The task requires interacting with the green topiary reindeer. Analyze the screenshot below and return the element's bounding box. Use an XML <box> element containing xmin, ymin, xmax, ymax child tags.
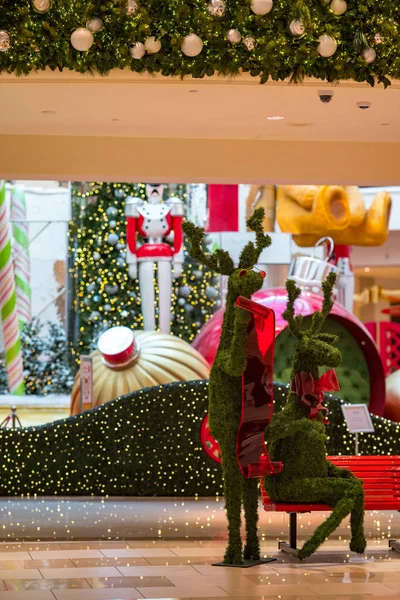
<box><xmin>264</xmin><ymin>272</ymin><xmax>367</xmax><ymax>559</ymax></box>
<box><xmin>183</xmin><ymin>208</ymin><xmax>271</xmax><ymax>565</ymax></box>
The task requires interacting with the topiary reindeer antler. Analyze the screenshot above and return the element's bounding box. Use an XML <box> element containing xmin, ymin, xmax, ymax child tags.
<box><xmin>182</xmin><ymin>221</ymin><xmax>235</xmax><ymax>276</ymax></box>
<box><xmin>283</xmin><ymin>279</ymin><xmax>303</xmax><ymax>338</ymax></box>
<box><xmin>238</xmin><ymin>208</ymin><xmax>272</xmax><ymax>269</ymax></box>
<box><xmin>310</xmin><ymin>272</ymin><xmax>337</xmax><ymax>334</ymax></box>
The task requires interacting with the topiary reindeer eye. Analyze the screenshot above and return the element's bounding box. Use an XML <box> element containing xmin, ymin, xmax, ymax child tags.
<box><xmin>239</xmin><ymin>269</ymin><xmax>247</xmax><ymax>277</ymax></box>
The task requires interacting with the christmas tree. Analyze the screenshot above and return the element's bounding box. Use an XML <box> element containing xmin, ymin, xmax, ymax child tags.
<box><xmin>69</xmin><ymin>182</ymin><xmax>220</xmax><ymax>361</ymax></box>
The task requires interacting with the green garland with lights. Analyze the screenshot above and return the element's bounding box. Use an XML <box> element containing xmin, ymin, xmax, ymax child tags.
<box><xmin>69</xmin><ymin>182</ymin><xmax>219</xmax><ymax>361</ymax></box>
<box><xmin>0</xmin><ymin>379</ymin><xmax>399</xmax><ymax>497</ymax></box>
<box><xmin>1</xmin><ymin>0</ymin><xmax>399</xmax><ymax>86</ymax></box>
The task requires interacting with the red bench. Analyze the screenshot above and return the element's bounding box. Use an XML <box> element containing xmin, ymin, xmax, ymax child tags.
<box><xmin>261</xmin><ymin>455</ymin><xmax>400</xmax><ymax>556</ymax></box>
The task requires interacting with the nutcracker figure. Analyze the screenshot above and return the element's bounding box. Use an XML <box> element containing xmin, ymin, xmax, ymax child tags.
<box><xmin>125</xmin><ymin>184</ymin><xmax>184</xmax><ymax>333</ymax></box>
<box><xmin>331</xmin><ymin>245</ymin><xmax>354</xmax><ymax>313</ymax></box>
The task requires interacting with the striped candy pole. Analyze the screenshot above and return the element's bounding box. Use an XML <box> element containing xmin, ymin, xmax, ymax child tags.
<box><xmin>11</xmin><ymin>187</ymin><xmax>31</xmax><ymax>326</ymax></box>
<box><xmin>0</xmin><ymin>181</ymin><xmax>25</xmax><ymax>395</ymax></box>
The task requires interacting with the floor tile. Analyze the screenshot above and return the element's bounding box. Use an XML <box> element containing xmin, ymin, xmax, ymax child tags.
<box><xmin>5</xmin><ymin>578</ymin><xmax>90</xmax><ymax>591</ymax></box>
<box><xmin>0</xmin><ymin>553</ymin><xmax>30</xmax><ymax>561</ymax></box>
<box><xmin>59</xmin><ymin>542</ymin><xmax>132</xmax><ymax>550</ymax></box>
<box><xmin>193</xmin><ymin>564</ymin><xmax>278</xmax><ymax>575</ymax></box>
<box><xmin>117</xmin><ymin>566</ymin><xmax>199</xmax><ymax>577</ymax></box>
<box><xmin>26</xmin><ymin>559</ymin><xmax>76</xmax><ymax>569</ymax></box>
<box><xmin>72</xmin><ymin>557</ymin><xmax>150</xmax><ymax>567</ymax></box>
<box><xmin>30</xmin><ymin>550</ymin><xmax>104</xmax><ymax>559</ymax></box>
<box><xmin>22</xmin><ymin>543</ymin><xmax>63</xmax><ymax>551</ymax></box>
<box><xmin>101</xmin><ymin>549</ymin><xmax>177</xmax><ymax>558</ymax></box>
<box><xmin>86</xmin><ymin>576</ymin><xmax>174</xmax><ymax>588</ymax></box>
<box><xmin>303</xmin><ymin>582</ymin><xmax>399</xmax><ymax>595</ymax></box>
<box><xmin>40</xmin><ymin>567</ymin><xmax>121</xmax><ymax>579</ymax></box>
<box><xmin>137</xmin><ymin>585</ymin><xmax>229</xmax><ymax>598</ymax></box>
<box><xmin>147</xmin><ymin>557</ymin><xmax>221</xmax><ymax>566</ymax></box>
<box><xmin>172</xmin><ymin>549</ymin><xmax>224</xmax><ymax>557</ymax></box>
<box><xmin>0</xmin><ymin>592</ymin><xmax>55</xmax><ymax>600</ymax></box>
<box><xmin>219</xmin><ymin>583</ymin><xmax>315</xmax><ymax>596</ymax></box>
<box><xmin>53</xmin><ymin>590</ymin><xmax>144</xmax><ymax>600</ymax></box>
<box><xmin>0</xmin><ymin>570</ymin><xmax>42</xmax><ymax>580</ymax></box>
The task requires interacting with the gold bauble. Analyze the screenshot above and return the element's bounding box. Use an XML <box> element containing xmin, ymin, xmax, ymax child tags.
<box><xmin>71</xmin><ymin>331</ymin><xmax>210</xmax><ymax>415</ymax></box>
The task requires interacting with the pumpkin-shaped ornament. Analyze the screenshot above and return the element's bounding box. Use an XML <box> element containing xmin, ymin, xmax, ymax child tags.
<box><xmin>71</xmin><ymin>326</ymin><xmax>210</xmax><ymax>415</ymax></box>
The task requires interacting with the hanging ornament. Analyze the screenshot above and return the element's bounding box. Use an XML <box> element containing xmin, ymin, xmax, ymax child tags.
<box><xmin>114</xmin><ymin>188</ymin><xmax>125</xmax><ymax>199</ymax></box>
<box><xmin>116</xmin><ymin>256</ymin><xmax>125</xmax><ymax>267</ymax></box>
<box><xmin>0</xmin><ymin>30</ymin><xmax>10</xmax><ymax>52</ymax></box>
<box><xmin>207</xmin><ymin>0</ymin><xmax>226</xmax><ymax>17</ymax></box>
<box><xmin>243</xmin><ymin>36</ymin><xmax>255</xmax><ymax>51</ymax></box>
<box><xmin>70</xmin><ymin>28</ymin><xmax>94</xmax><ymax>52</ymax></box>
<box><xmin>144</xmin><ymin>37</ymin><xmax>161</xmax><ymax>54</ymax></box>
<box><xmin>205</xmin><ymin>286</ymin><xmax>218</xmax><ymax>299</ymax></box>
<box><xmin>362</xmin><ymin>47</ymin><xmax>376</xmax><ymax>63</ymax></box>
<box><xmin>126</xmin><ymin>0</ymin><xmax>139</xmax><ymax>15</ymax></box>
<box><xmin>317</xmin><ymin>34</ymin><xmax>337</xmax><ymax>57</ymax></box>
<box><xmin>194</xmin><ymin>269</ymin><xmax>203</xmax><ymax>279</ymax></box>
<box><xmin>106</xmin><ymin>206</ymin><xmax>118</xmax><ymax>217</ymax></box>
<box><xmin>109</xmin><ymin>220</ymin><xmax>117</xmax><ymax>229</ymax></box>
<box><xmin>32</xmin><ymin>0</ymin><xmax>52</xmax><ymax>12</ymax></box>
<box><xmin>250</xmin><ymin>0</ymin><xmax>273</xmax><ymax>16</ymax></box>
<box><xmin>181</xmin><ymin>34</ymin><xmax>203</xmax><ymax>57</ymax></box>
<box><xmin>227</xmin><ymin>29</ymin><xmax>241</xmax><ymax>44</ymax></box>
<box><xmin>184</xmin><ymin>303</ymin><xmax>194</xmax><ymax>313</ymax></box>
<box><xmin>107</xmin><ymin>233</ymin><xmax>119</xmax><ymax>246</ymax></box>
<box><xmin>89</xmin><ymin>311</ymin><xmax>101</xmax><ymax>321</ymax></box>
<box><xmin>374</xmin><ymin>33</ymin><xmax>383</xmax><ymax>44</ymax></box>
<box><xmin>87</xmin><ymin>17</ymin><xmax>103</xmax><ymax>33</ymax></box>
<box><xmin>93</xmin><ymin>252</ymin><xmax>101</xmax><ymax>261</ymax></box>
<box><xmin>178</xmin><ymin>298</ymin><xmax>186</xmax><ymax>307</ymax></box>
<box><xmin>105</xmin><ymin>284</ymin><xmax>119</xmax><ymax>295</ymax></box>
<box><xmin>330</xmin><ymin>0</ymin><xmax>347</xmax><ymax>15</ymax></box>
<box><xmin>116</xmin><ymin>242</ymin><xmax>125</xmax><ymax>251</ymax></box>
<box><xmin>130</xmin><ymin>42</ymin><xmax>146</xmax><ymax>59</ymax></box>
<box><xmin>179</xmin><ymin>286</ymin><xmax>191</xmax><ymax>298</ymax></box>
<box><xmin>103</xmin><ymin>304</ymin><xmax>112</xmax><ymax>312</ymax></box>
<box><xmin>289</xmin><ymin>20</ymin><xmax>305</xmax><ymax>37</ymax></box>
<box><xmin>121</xmin><ymin>310</ymin><xmax>129</xmax><ymax>318</ymax></box>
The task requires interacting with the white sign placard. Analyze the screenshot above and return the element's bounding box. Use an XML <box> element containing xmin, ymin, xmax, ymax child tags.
<box><xmin>80</xmin><ymin>356</ymin><xmax>93</xmax><ymax>412</ymax></box>
<box><xmin>341</xmin><ymin>404</ymin><xmax>375</xmax><ymax>434</ymax></box>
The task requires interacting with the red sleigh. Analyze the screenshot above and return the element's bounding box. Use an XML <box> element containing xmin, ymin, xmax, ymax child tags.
<box><xmin>200</xmin><ymin>296</ymin><xmax>282</xmax><ymax>478</ymax></box>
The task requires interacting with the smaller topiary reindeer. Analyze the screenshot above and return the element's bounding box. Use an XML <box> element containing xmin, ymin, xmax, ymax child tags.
<box><xmin>183</xmin><ymin>208</ymin><xmax>271</xmax><ymax>565</ymax></box>
<box><xmin>264</xmin><ymin>272</ymin><xmax>367</xmax><ymax>559</ymax></box>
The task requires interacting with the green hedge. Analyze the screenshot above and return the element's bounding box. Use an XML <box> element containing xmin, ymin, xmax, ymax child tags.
<box><xmin>1</xmin><ymin>0</ymin><xmax>399</xmax><ymax>86</ymax></box>
<box><xmin>0</xmin><ymin>380</ymin><xmax>397</xmax><ymax>496</ymax></box>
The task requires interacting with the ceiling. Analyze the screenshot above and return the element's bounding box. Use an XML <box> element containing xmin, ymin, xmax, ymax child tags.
<box><xmin>1</xmin><ymin>71</ymin><xmax>400</xmax><ymax>142</ymax></box>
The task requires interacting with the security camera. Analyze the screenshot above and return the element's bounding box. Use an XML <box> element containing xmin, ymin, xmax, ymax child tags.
<box><xmin>318</xmin><ymin>90</ymin><xmax>334</xmax><ymax>104</ymax></box>
<box><xmin>357</xmin><ymin>101</ymin><xmax>371</xmax><ymax>110</ymax></box>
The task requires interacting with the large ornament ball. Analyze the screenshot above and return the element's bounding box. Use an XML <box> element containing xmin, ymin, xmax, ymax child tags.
<box><xmin>227</xmin><ymin>29</ymin><xmax>241</xmax><ymax>44</ymax></box>
<box><xmin>181</xmin><ymin>34</ymin><xmax>203</xmax><ymax>57</ymax></box>
<box><xmin>71</xmin><ymin>28</ymin><xmax>94</xmax><ymax>51</ymax></box>
<box><xmin>384</xmin><ymin>370</ymin><xmax>400</xmax><ymax>422</ymax></box>
<box><xmin>250</xmin><ymin>0</ymin><xmax>273</xmax><ymax>16</ymax></box>
<box><xmin>87</xmin><ymin>17</ymin><xmax>103</xmax><ymax>33</ymax></box>
<box><xmin>317</xmin><ymin>34</ymin><xmax>337</xmax><ymax>58</ymax></box>
<box><xmin>205</xmin><ymin>286</ymin><xmax>218</xmax><ymax>299</ymax></box>
<box><xmin>363</xmin><ymin>47</ymin><xmax>376</xmax><ymax>63</ymax></box>
<box><xmin>93</xmin><ymin>251</ymin><xmax>101</xmax><ymax>261</ymax></box>
<box><xmin>130</xmin><ymin>42</ymin><xmax>146</xmax><ymax>60</ymax></box>
<box><xmin>106</xmin><ymin>206</ymin><xmax>118</xmax><ymax>217</ymax></box>
<box><xmin>289</xmin><ymin>19</ymin><xmax>305</xmax><ymax>37</ymax></box>
<box><xmin>32</xmin><ymin>0</ymin><xmax>52</xmax><ymax>12</ymax></box>
<box><xmin>114</xmin><ymin>188</ymin><xmax>125</xmax><ymax>199</ymax></box>
<box><xmin>243</xmin><ymin>36</ymin><xmax>256</xmax><ymax>51</ymax></box>
<box><xmin>107</xmin><ymin>233</ymin><xmax>119</xmax><ymax>246</ymax></box>
<box><xmin>330</xmin><ymin>0</ymin><xmax>347</xmax><ymax>14</ymax></box>
<box><xmin>207</xmin><ymin>0</ymin><xmax>226</xmax><ymax>17</ymax></box>
<box><xmin>126</xmin><ymin>0</ymin><xmax>139</xmax><ymax>15</ymax></box>
<box><xmin>0</xmin><ymin>30</ymin><xmax>10</xmax><ymax>52</ymax></box>
<box><xmin>144</xmin><ymin>37</ymin><xmax>161</xmax><ymax>54</ymax></box>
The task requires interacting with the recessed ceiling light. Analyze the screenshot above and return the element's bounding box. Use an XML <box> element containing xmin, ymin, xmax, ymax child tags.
<box><xmin>41</xmin><ymin>110</ymin><xmax>56</xmax><ymax>114</ymax></box>
<box><xmin>267</xmin><ymin>115</ymin><xmax>284</xmax><ymax>121</ymax></box>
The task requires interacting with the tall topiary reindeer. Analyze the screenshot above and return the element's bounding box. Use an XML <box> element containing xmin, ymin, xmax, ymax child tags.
<box><xmin>183</xmin><ymin>208</ymin><xmax>271</xmax><ymax>565</ymax></box>
<box><xmin>264</xmin><ymin>272</ymin><xmax>366</xmax><ymax>559</ymax></box>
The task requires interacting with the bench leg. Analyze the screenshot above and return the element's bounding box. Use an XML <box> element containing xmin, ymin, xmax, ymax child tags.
<box><xmin>278</xmin><ymin>513</ymin><xmax>299</xmax><ymax>557</ymax></box>
<box><xmin>389</xmin><ymin>539</ymin><xmax>400</xmax><ymax>553</ymax></box>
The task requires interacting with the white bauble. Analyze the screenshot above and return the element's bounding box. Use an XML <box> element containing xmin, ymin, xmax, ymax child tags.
<box><xmin>243</xmin><ymin>36</ymin><xmax>255</xmax><ymax>51</ymax></box>
<box><xmin>0</xmin><ymin>30</ymin><xmax>10</xmax><ymax>52</ymax></box>
<box><xmin>289</xmin><ymin>19</ymin><xmax>305</xmax><ymax>37</ymax></box>
<box><xmin>144</xmin><ymin>36</ymin><xmax>161</xmax><ymax>54</ymax></box>
<box><xmin>207</xmin><ymin>0</ymin><xmax>226</xmax><ymax>17</ymax></box>
<box><xmin>126</xmin><ymin>0</ymin><xmax>139</xmax><ymax>15</ymax></box>
<box><xmin>87</xmin><ymin>17</ymin><xmax>103</xmax><ymax>33</ymax></box>
<box><xmin>32</xmin><ymin>0</ymin><xmax>52</xmax><ymax>12</ymax></box>
<box><xmin>227</xmin><ymin>29</ymin><xmax>241</xmax><ymax>44</ymax></box>
<box><xmin>362</xmin><ymin>48</ymin><xmax>376</xmax><ymax>63</ymax></box>
<box><xmin>317</xmin><ymin>34</ymin><xmax>337</xmax><ymax>58</ymax></box>
<box><xmin>70</xmin><ymin>28</ymin><xmax>94</xmax><ymax>51</ymax></box>
<box><xmin>181</xmin><ymin>33</ymin><xmax>203</xmax><ymax>57</ymax></box>
<box><xmin>130</xmin><ymin>42</ymin><xmax>146</xmax><ymax>59</ymax></box>
<box><xmin>374</xmin><ymin>33</ymin><xmax>383</xmax><ymax>44</ymax></box>
<box><xmin>330</xmin><ymin>0</ymin><xmax>347</xmax><ymax>15</ymax></box>
<box><xmin>250</xmin><ymin>0</ymin><xmax>273</xmax><ymax>16</ymax></box>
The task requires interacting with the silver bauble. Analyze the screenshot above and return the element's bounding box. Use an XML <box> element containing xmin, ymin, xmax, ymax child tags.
<box><xmin>87</xmin><ymin>17</ymin><xmax>103</xmax><ymax>33</ymax></box>
<box><xmin>250</xmin><ymin>0</ymin><xmax>273</xmax><ymax>16</ymax></box>
<box><xmin>70</xmin><ymin>28</ymin><xmax>94</xmax><ymax>51</ymax></box>
<box><xmin>144</xmin><ymin>37</ymin><xmax>162</xmax><ymax>54</ymax></box>
<box><xmin>116</xmin><ymin>243</ymin><xmax>126</xmax><ymax>251</ymax></box>
<box><xmin>108</xmin><ymin>220</ymin><xmax>117</xmax><ymax>229</ymax></box>
<box><xmin>194</xmin><ymin>269</ymin><xmax>203</xmax><ymax>279</ymax></box>
<box><xmin>121</xmin><ymin>310</ymin><xmax>129</xmax><ymax>318</ymax></box>
<box><xmin>227</xmin><ymin>29</ymin><xmax>241</xmax><ymax>44</ymax></box>
<box><xmin>179</xmin><ymin>285</ymin><xmax>191</xmax><ymax>298</ymax></box>
<box><xmin>126</xmin><ymin>0</ymin><xmax>139</xmax><ymax>15</ymax></box>
<box><xmin>103</xmin><ymin>304</ymin><xmax>112</xmax><ymax>312</ymax></box>
<box><xmin>178</xmin><ymin>298</ymin><xmax>186</xmax><ymax>307</ymax></box>
<box><xmin>207</xmin><ymin>0</ymin><xmax>226</xmax><ymax>17</ymax></box>
<box><xmin>317</xmin><ymin>34</ymin><xmax>337</xmax><ymax>58</ymax></box>
<box><xmin>243</xmin><ymin>36</ymin><xmax>256</xmax><ymax>51</ymax></box>
<box><xmin>205</xmin><ymin>286</ymin><xmax>218</xmax><ymax>299</ymax></box>
<box><xmin>106</xmin><ymin>206</ymin><xmax>118</xmax><ymax>217</ymax></box>
<box><xmin>289</xmin><ymin>19</ymin><xmax>305</xmax><ymax>37</ymax></box>
<box><xmin>374</xmin><ymin>33</ymin><xmax>383</xmax><ymax>44</ymax></box>
<box><xmin>32</xmin><ymin>0</ymin><xmax>52</xmax><ymax>12</ymax></box>
<box><xmin>362</xmin><ymin>48</ymin><xmax>376</xmax><ymax>64</ymax></box>
<box><xmin>181</xmin><ymin>33</ymin><xmax>203</xmax><ymax>57</ymax></box>
<box><xmin>105</xmin><ymin>284</ymin><xmax>119</xmax><ymax>295</ymax></box>
<box><xmin>130</xmin><ymin>42</ymin><xmax>146</xmax><ymax>60</ymax></box>
<box><xmin>89</xmin><ymin>311</ymin><xmax>101</xmax><ymax>321</ymax></box>
<box><xmin>93</xmin><ymin>252</ymin><xmax>101</xmax><ymax>261</ymax></box>
<box><xmin>0</xmin><ymin>30</ymin><xmax>10</xmax><ymax>52</ymax></box>
<box><xmin>184</xmin><ymin>303</ymin><xmax>194</xmax><ymax>312</ymax></box>
<box><xmin>107</xmin><ymin>233</ymin><xmax>119</xmax><ymax>245</ymax></box>
<box><xmin>114</xmin><ymin>188</ymin><xmax>125</xmax><ymax>199</ymax></box>
<box><xmin>330</xmin><ymin>0</ymin><xmax>347</xmax><ymax>15</ymax></box>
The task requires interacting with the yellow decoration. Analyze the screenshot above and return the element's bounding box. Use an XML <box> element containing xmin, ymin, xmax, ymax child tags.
<box><xmin>276</xmin><ymin>185</ymin><xmax>392</xmax><ymax>247</ymax></box>
<box><xmin>71</xmin><ymin>331</ymin><xmax>210</xmax><ymax>415</ymax></box>
<box><xmin>354</xmin><ymin>285</ymin><xmax>400</xmax><ymax>305</ymax></box>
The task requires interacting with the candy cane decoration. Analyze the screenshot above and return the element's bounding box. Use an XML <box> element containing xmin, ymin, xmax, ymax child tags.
<box><xmin>11</xmin><ymin>187</ymin><xmax>31</xmax><ymax>326</ymax></box>
<box><xmin>0</xmin><ymin>181</ymin><xmax>25</xmax><ymax>395</ymax></box>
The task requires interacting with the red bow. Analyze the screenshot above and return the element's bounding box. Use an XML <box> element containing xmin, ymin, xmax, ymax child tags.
<box><xmin>290</xmin><ymin>369</ymin><xmax>340</xmax><ymax>423</ymax></box>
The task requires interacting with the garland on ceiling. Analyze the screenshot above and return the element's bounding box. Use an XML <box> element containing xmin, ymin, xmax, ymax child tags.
<box><xmin>0</xmin><ymin>0</ymin><xmax>399</xmax><ymax>86</ymax></box>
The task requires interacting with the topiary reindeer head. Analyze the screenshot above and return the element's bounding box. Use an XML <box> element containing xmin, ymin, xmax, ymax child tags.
<box><xmin>283</xmin><ymin>272</ymin><xmax>341</xmax><ymax>381</ymax></box>
<box><xmin>182</xmin><ymin>208</ymin><xmax>272</xmax><ymax>299</ymax></box>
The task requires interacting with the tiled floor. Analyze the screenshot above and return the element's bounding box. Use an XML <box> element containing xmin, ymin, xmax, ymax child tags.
<box><xmin>0</xmin><ymin>538</ymin><xmax>399</xmax><ymax>599</ymax></box>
